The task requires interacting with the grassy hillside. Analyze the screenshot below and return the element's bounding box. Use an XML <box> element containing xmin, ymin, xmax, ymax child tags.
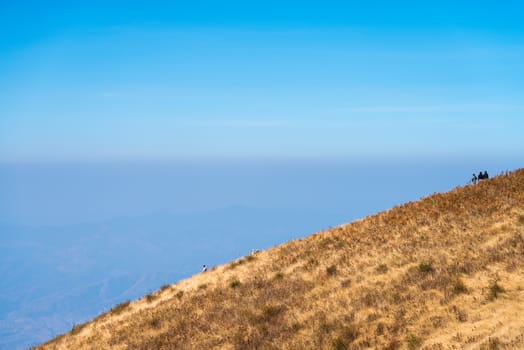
<box><xmin>36</xmin><ymin>169</ymin><xmax>524</xmax><ymax>350</ymax></box>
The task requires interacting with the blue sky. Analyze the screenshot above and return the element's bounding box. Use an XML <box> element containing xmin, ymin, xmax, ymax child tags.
<box><xmin>1</xmin><ymin>1</ymin><xmax>523</xmax><ymax>161</ymax></box>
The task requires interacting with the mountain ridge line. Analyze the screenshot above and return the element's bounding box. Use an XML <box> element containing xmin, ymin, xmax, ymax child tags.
<box><xmin>36</xmin><ymin>168</ymin><xmax>524</xmax><ymax>349</ymax></box>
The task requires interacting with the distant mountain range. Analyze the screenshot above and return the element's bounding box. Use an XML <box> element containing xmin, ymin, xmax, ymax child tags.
<box><xmin>0</xmin><ymin>206</ymin><xmax>349</xmax><ymax>350</ymax></box>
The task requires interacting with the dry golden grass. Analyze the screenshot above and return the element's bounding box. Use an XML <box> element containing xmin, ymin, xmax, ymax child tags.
<box><xmin>35</xmin><ymin>169</ymin><xmax>524</xmax><ymax>350</ymax></box>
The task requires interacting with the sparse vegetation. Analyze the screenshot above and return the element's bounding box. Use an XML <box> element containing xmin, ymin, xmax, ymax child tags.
<box><xmin>418</xmin><ymin>261</ymin><xmax>434</xmax><ymax>273</ymax></box>
<box><xmin>487</xmin><ymin>280</ymin><xmax>505</xmax><ymax>301</ymax></box>
<box><xmin>331</xmin><ymin>325</ymin><xmax>359</xmax><ymax>349</ymax></box>
<box><xmin>450</xmin><ymin>304</ymin><xmax>468</xmax><ymax>322</ymax></box>
<box><xmin>376</xmin><ymin>263</ymin><xmax>388</xmax><ymax>274</ymax></box>
<box><xmin>228</xmin><ymin>259</ymin><xmax>242</xmax><ymax>269</ymax></box>
<box><xmin>326</xmin><ymin>265</ymin><xmax>337</xmax><ymax>276</ymax></box>
<box><xmin>331</xmin><ymin>337</ymin><xmax>346</xmax><ymax>350</ymax></box>
<box><xmin>259</xmin><ymin>304</ymin><xmax>285</xmax><ymax>321</ymax></box>
<box><xmin>149</xmin><ymin>317</ymin><xmax>162</xmax><ymax>329</ymax></box>
<box><xmin>385</xmin><ymin>338</ymin><xmax>401</xmax><ymax>350</ymax></box>
<box><xmin>451</xmin><ymin>278</ymin><xmax>468</xmax><ymax>295</ymax></box>
<box><xmin>145</xmin><ymin>293</ymin><xmax>157</xmax><ymax>303</ymax></box>
<box><xmin>35</xmin><ymin>169</ymin><xmax>524</xmax><ymax>350</ymax></box>
<box><xmin>273</xmin><ymin>271</ymin><xmax>284</xmax><ymax>280</ymax></box>
<box><xmin>70</xmin><ymin>322</ymin><xmax>87</xmax><ymax>335</ymax></box>
<box><xmin>229</xmin><ymin>279</ymin><xmax>241</xmax><ymax>288</ymax></box>
<box><xmin>228</xmin><ymin>255</ymin><xmax>256</xmax><ymax>270</ymax></box>
<box><xmin>481</xmin><ymin>337</ymin><xmax>501</xmax><ymax>350</ymax></box>
<box><xmin>406</xmin><ymin>334</ymin><xmax>423</xmax><ymax>349</ymax></box>
<box><xmin>110</xmin><ymin>300</ymin><xmax>130</xmax><ymax>315</ymax></box>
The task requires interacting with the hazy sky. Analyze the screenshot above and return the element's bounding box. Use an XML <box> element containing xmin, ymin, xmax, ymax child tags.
<box><xmin>1</xmin><ymin>1</ymin><xmax>523</xmax><ymax>161</ymax></box>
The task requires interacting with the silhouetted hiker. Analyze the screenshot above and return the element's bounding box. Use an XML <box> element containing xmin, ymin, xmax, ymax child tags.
<box><xmin>483</xmin><ymin>171</ymin><xmax>489</xmax><ymax>179</ymax></box>
<box><xmin>471</xmin><ymin>173</ymin><xmax>478</xmax><ymax>184</ymax></box>
<box><xmin>478</xmin><ymin>171</ymin><xmax>484</xmax><ymax>180</ymax></box>
<box><xmin>202</xmin><ymin>265</ymin><xmax>207</xmax><ymax>272</ymax></box>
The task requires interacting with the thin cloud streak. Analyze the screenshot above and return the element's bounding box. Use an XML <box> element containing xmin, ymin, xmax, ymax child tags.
<box><xmin>186</xmin><ymin>119</ymin><xmax>292</xmax><ymax>128</ymax></box>
<box><xmin>340</xmin><ymin>104</ymin><xmax>524</xmax><ymax>113</ymax></box>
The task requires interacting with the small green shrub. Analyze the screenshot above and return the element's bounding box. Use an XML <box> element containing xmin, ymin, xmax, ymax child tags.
<box><xmin>331</xmin><ymin>337</ymin><xmax>346</xmax><ymax>350</ymax></box>
<box><xmin>160</xmin><ymin>284</ymin><xmax>170</xmax><ymax>292</ymax></box>
<box><xmin>451</xmin><ymin>278</ymin><xmax>468</xmax><ymax>295</ymax></box>
<box><xmin>334</xmin><ymin>240</ymin><xmax>346</xmax><ymax>249</ymax></box>
<box><xmin>175</xmin><ymin>290</ymin><xmax>184</xmax><ymax>299</ymax></box>
<box><xmin>70</xmin><ymin>322</ymin><xmax>88</xmax><ymax>335</ymax></box>
<box><xmin>146</xmin><ymin>293</ymin><xmax>157</xmax><ymax>303</ymax></box>
<box><xmin>406</xmin><ymin>334</ymin><xmax>422</xmax><ymax>349</ymax></box>
<box><xmin>418</xmin><ymin>261</ymin><xmax>434</xmax><ymax>273</ymax></box>
<box><xmin>230</xmin><ymin>279</ymin><xmax>241</xmax><ymax>289</ymax></box>
<box><xmin>273</xmin><ymin>271</ymin><xmax>284</xmax><ymax>280</ymax></box>
<box><xmin>198</xmin><ymin>283</ymin><xmax>208</xmax><ymax>290</ymax></box>
<box><xmin>110</xmin><ymin>300</ymin><xmax>131</xmax><ymax>315</ymax></box>
<box><xmin>291</xmin><ymin>322</ymin><xmax>302</xmax><ymax>331</ymax></box>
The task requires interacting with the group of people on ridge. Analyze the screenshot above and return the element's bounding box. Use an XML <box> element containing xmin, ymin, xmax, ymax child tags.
<box><xmin>471</xmin><ymin>171</ymin><xmax>489</xmax><ymax>184</ymax></box>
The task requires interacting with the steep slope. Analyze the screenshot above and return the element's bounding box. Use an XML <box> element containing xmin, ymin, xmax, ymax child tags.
<box><xmin>36</xmin><ymin>169</ymin><xmax>524</xmax><ymax>350</ymax></box>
